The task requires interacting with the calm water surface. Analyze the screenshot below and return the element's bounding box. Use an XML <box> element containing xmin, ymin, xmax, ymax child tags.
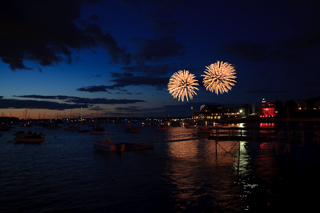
<box><xmin>1</xmin><ymin>124</ymin><xmax>319</xmax><ymax>212</ymax></box>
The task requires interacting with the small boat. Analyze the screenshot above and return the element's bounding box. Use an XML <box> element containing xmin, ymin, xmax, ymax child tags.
<box><xmin>14</xmin><ymin>131</ymin><xmax>45</xmax><ymax>143</ymax></box>
<box><xmin>78</xmin><ymin>129</ymin><xmax>91</xmax><ymax>133</ymax></box>
<box><xmin>92</xmin><ymin>138</ymin><xmax>125</xmax><ymax>152</ymax></box>
<box><xmin>46</xmin><ymin>123</ymin><xmax>60</xmax><ymax>129</ymax></box>
<box><xmin>192</xmin><ymin>126</ymin><xmax>211</xmax><ymax>137</ymax></box>
<box><xmin>89</xmin><ymin>131</ymin><xmax>114</xmax><ymax>135</ymax></box>
<box><xmin>64</xmin><ymin>125</ymin><xmax>80</xmax><ymax>131</ymax></box>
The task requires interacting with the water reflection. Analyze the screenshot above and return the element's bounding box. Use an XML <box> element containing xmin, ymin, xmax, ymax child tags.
<box><xmin>1</xmin><ymin>124</ymin><xmax>317</xmax><ymax>212</ymax></box>
<box><xmin>234</xmin><ymin>141</ymin><xmax>251</xmax><ymax>176</ymax></box>
<box><xmin>164</xmin><ymin>136</ymin><xmax>284</xmax><ymax>211</ymax></box>
<box><xmin>165</xmin><ymin>139</ymin><xmax>246</xmax><ymax>211</ymax></box>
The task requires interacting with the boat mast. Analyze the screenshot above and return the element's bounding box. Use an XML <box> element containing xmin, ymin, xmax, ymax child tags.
<box><xmin>24</xmin><ymin>102</ymin><xmax>27</xmax><ymax>133</ymax></box>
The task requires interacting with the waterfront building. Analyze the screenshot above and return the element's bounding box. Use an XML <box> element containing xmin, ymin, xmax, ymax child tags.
<box><xmin>259</xmin><ymin>98</ymin><xmax>276</xmax><ymax>117</ymax></box>
<box><xmin>297</xmin><ymin>99</ymin><xmax>320</xmax><ymax>111</ymax></box>
<box><xmin>195</xmin><ymin>105</ymin><xmax>244</xmax><ymax>120</ymax></box>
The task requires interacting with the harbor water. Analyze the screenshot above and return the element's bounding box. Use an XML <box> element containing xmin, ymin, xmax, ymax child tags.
<box><xmin>1</xmin><ymin>123</ymin><xmax>319</xmax><ymax>212</ymax></box>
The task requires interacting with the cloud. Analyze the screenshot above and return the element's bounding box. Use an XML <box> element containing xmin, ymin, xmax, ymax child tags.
<box><xmin>0</xmin><ymin>0</ymin><xmax>130</xmax><ymax>70</ymax></box>
<box><xmin>220</xmin><ymin>28</ymin><xmax>320</xmax><ymax>64</ymax></box>
<box><xmin>12</xmin><ymin>95</ymin><xmax>146</xmax><ymax>107</ymax></box>
<box><xmin>110</xmin><ymin>72</ymin><xmax>168</xmax><ymax>89</ymax></box>
<box><xmin>132</xmin><ymin>36</ymin><xmax>186</xmax><ymax>62</ymax></box>
<box><xmin>77</xmin><ymin>72</ymin><xmax>169</xmax><ymax>93</ymax></box>
<box><xmin>121</xmin><ymin>62</ymin><xmax>174</xmax><ymax>76</ymax></box>
<box><xmin>0</xmin><ymin>98</ymin><xmax>87</xmax><ymax>110</ymax></box>
<box><xmin>88</xmin><ymin>106</ymin><xmax>106</xmax><ymax>111</ymax></box>
<box><xmin>77</xmin><ymin>86</ymin><xmax>111</xmax><ymax>93</ymax></box>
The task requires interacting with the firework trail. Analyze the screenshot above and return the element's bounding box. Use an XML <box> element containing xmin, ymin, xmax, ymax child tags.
<box><xmin>202</xmin><ymin>61</ymin><xmax>237</xmax><ymax>95</ymax></box>
<box><xmin>168</xmin><ymin>70</ymin><xmax>199</xmax><ymax>102</ymax></box>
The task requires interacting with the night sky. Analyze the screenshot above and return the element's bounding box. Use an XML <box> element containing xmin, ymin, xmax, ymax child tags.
<box><xmin>1</xmin><ymin>0</ymin><xmax>320</xmax><ymax>118</ymax></box>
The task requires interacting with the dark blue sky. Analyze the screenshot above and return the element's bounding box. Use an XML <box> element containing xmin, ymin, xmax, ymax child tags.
<box><xmin>1</xmin><ymin>0</ymin><xmax>319</xmax><ymax>118</ymax></box>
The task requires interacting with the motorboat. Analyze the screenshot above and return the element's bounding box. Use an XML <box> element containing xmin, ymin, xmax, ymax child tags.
<box><xmin>46</xmin><ymin>123</ymin><xmax>60</xmax><ymax>129</ymax></box>
<box><xmin>123</xmin><ymin>143</ymin><xmax>154</xmax><ymax>151</ymax></box>
<box><xmin>14</xmin><ymin>131</ymin><xmax>45</xmax><ymax>143</ymax></box>
<box><xmin>192</xmin><ymin>126</ymin><xmax>211</xmax><ymax>137</ymax></box>
<box><xmin>92</xmin><ymin>138</ymin><xmax>125</xmax><ymax>152</ymax></box>
<box><xmin>64</xmin><ymin>125</ymin><xmax>80</xmax><ymax>131</ymax></box>
<box><xmin>89</xmin><ymin>131</ymin><xmax>114</xmax><ymax>135</ymax></box>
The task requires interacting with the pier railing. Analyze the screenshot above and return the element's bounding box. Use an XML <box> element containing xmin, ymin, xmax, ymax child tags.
<box><xmin>208</xmin><ymin>127</ymin><xmax>320</xmax><ymax>146</ymax></box>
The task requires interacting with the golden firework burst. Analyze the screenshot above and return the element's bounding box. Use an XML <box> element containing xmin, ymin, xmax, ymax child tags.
<box><xmin>168</xmin><ymin>70</ymin><xmax>199</xmax><ymax>102</ymax></box>
<box><xmin>202</xmin><ymin>61</ymin><xmax>237</xmax><ymax>95</ymax></box>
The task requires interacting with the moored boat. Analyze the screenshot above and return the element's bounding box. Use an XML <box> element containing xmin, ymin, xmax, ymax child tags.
<box><xmin>192</xmin><ymin>126</ymin><xmax>211</xmax><ymax>137</ymax></box>
<box><xmin>89</xmin><ymin>131</ymin><xmax>114</xmax><ymax>135</ymax></box>
<box><xmin>92</xmin><ymin>138</ymin><xmax>125</xmax><ymax>152</ymax></box>
<box><xmin>14</xmin><ymin>131</ymin><xmax>45</xmax><ymax>143</ymax></box>
<box><xmin>64</xmin><ymin>125</ymin><xmax>80</xmax><ymax>131</ymax></box>
<box><xmin>123</xmin><ymin>143</ymin><xmax>154</xmax><ymax>151</ymax></box>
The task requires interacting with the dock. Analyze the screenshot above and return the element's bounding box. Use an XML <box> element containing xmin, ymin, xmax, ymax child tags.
<box><xmin>207</xmin><ymin>127</ymin><xmax>320</xmax><ymax>146</ymax></box>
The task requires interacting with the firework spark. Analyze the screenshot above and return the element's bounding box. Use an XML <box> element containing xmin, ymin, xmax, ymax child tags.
<box><xmin>202</xmin><ymin>61</ymin><xmax>237</xmax><ymax>95</ymax></box>
<box><xmin>168</xmin><ymin>70</ymin><xmax>199</xmax><ymax>102</ymax></box>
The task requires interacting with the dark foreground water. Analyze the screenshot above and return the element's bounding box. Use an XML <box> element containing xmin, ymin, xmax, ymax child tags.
<box><xmin>1</xmin><ymin>124</ymin><xmax>319</xmax><ymax>212</ymax></box>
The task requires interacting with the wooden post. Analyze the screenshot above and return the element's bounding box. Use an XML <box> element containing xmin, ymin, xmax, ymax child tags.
<box><xmin>217</xmin><ymin>128</ymin><xmax>219</xmax><ymax>139</ymax></box>
<box><xmin>237</xmin><ymin>141</ymin><xmax>240</xmax><ymax>175</ymax></box>
<box><xmin>215</xmin><ymin>140</ymin><xmax>218</xmax><ymax>157</ymax></box>
<box><xmin>288</xmin><ymin>129</ymin><xmax>291</xmax><ymax>143</ymax></box>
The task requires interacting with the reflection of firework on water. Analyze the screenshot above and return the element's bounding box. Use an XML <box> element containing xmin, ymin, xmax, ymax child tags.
<box><xmin>168</xmin><ymin>70</ymin><xmax>199</xmax><ymax>102</ymax></box>
<box><xmin>202</xmin><ymin>61</ymin><xmax>237</xmax><ymax>95</ymax></box>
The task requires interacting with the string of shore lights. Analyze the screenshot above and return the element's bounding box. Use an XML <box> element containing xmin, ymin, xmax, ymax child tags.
<box><xmin>167</xmin><ymin>60</ymin><xmax>237</xmax><ymax>102</ymax></box>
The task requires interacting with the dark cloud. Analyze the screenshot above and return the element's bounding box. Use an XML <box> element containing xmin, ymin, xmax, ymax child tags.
<box><xmin>110</xmin><ymin>72</ymin><xmax>168</xmax><ymax>89</ymax></box>
<box><xmin>77</xmin><ymin>86</ymin><xmax>111</xmax><ymax>93</ymax></box>
<box><xmin>89</xmin><ymin>106</ymin><xmax>106</xmax><ymax>111</ymax></box>
<box><xmin>121</xmin><ymin>62</ymin><xmax>174</xmax><ymax>76</ymax></box>
<box><xmin>0</xmin><ymin>0</ymin><xmax>130</xmax><ymax>70</ymax></box>
<box><xmin>221</xmin><ymin>28</ymin><xmax>320</xmax><ymax>64</ymax></box>
<box><xmin>0</xmin><ymin>98</ymin><xmax>87</xmax><ymax>110</ymax></box>
<box><xmin>132</xmin><ymin>36</ymin><xmax>186</xmax><ymax>62</ymax></box>
<box><xmin>13</xmin><ymin>95</ymin><xmax>145</xmax><ymax>106</ymax></box>
<box><xmin>77</xmin><ymin>72</ymin><xmax>169</xmax><ymax>93</ymax></box>
<box><xmin>15</xmin><ymin>95</ymin><xmax>78</xmax><ymax>101</ymax></box>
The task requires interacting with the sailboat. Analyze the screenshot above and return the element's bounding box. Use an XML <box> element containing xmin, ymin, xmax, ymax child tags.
<box><xmin>14</xmin><ymin>103</ymin><xmax>45</xmax><ymax>143</ymax></box>
<box><xmin>89</xmin><ymin>113</ymin><xmax>107</xmax><ymax>135</ymax></box>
